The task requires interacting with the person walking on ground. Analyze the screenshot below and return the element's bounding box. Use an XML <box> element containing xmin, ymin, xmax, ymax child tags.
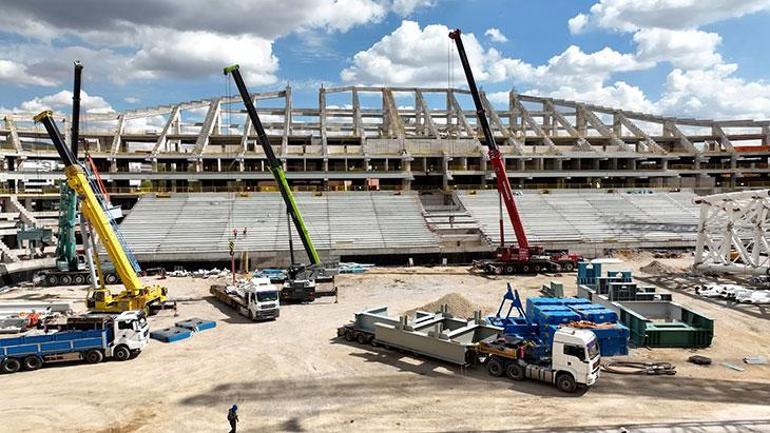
<box><xmin>227</xmin><ymin>404</ymin><xmax>239</xmax><ymax>433</ymax></box>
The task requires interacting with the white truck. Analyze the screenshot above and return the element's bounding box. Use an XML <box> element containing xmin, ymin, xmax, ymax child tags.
<box><xmin>210</xmin><ymin>278</ymin><xmax>280</xmax><ymax>321</ymax></box>
<box><xmin>1</xmin><ymin>311</ymin><xmax>149</xmax><ymax>374</ymax></box>
<box><xmin>477</xmin><ymin>327</ymin><xmax>601</xmax><ymax>393</ymax></box>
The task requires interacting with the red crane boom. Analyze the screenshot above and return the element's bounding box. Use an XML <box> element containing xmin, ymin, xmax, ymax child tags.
<box><xmin>449</xmin><ymin>29</ymin><xmax>582</xmax><ymax>273</ymax></box>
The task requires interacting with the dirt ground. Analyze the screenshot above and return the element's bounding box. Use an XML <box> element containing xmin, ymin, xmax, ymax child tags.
<box><xmin>1</xmin><ymin>253</ymin><xmax>769</xmax><ymax>433</ymax></box>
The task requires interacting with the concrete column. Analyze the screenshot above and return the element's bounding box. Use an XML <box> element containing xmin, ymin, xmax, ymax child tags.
<box><xmin>611</xmin><ymin>159</ymin><xmax>618</xmax><ymax>170</ymax></box>
<box><xmin>576</xmin><ymin>108</ymin><xmax>587</xmax><ymax>137</ymax></box>
<box><xmin>319</xmin><ymin>87</ymin><xmax>328</xmax><ymax>156</ymax></box>
<box><xmin>402</xmin><ymin>157</ymin><xmax>411</xmax><ymax>191</ymax></box>
<box><xmin>508</xmin><ymin>91</ymin><xmax>518</xmax><ymax>133</ymax></box>
<box><xmin>612</xmin><ymin>112</ymin><xmax>622</xmax><ymax>136</ymax></box>
<box><xmin>763</xmin><ymin>125</ymin><xmax>770</xmax><ymax>146</ymax></box>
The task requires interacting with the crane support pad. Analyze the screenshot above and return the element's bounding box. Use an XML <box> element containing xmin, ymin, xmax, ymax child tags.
<box><xmin>175</xmin><ymin>318</ymin><xmax>216</xmax><ymax>333</ymax></box>
<box><xmin>150</xmin><ymin>326</ymin><xmax>193</xmax><ymax>343</ymax></box>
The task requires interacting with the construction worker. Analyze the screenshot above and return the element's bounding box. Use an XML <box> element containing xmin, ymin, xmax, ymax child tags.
<box><xmin>227</xmin><ymin>404</ymin><xmax>239</xmax><ymax>433</ymax></box>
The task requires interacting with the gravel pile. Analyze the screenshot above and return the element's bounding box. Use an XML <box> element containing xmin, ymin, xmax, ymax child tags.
<box><xmin>404</xmin><ymin>292</ymin><xmax>483</xmax><ymax>319</ymax></box>
<box><xmin>640</xmin><ymin>260</ymin><xmax>678</xmax><ymax>274</ymax></box>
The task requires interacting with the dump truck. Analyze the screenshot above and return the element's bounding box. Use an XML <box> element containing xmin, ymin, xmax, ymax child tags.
<box><xmin>0</xmin><ymin>311</ymin><xmax>149</xmax><ymax>374</ymax></box>
<box><xmin>210</xmin><ymin>277</ymin><xmax>280</xmax><ymax>321</ymax></box>
<box><xmin>475</xmin><ymin>328</ymin><xmax>601</xmax><ymax>393</ymax></box>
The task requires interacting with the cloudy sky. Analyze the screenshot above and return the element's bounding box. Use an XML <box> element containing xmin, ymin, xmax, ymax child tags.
<box><xmin>2</xmin><ymin>0</ymin><xmax>770</xmax><ymax>120</ymax></box>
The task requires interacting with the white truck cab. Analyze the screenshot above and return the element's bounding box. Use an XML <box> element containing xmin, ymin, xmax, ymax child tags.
<box><xmin>110</xmin><ymin>311</ymin><xmax>150</xmax><ymax>356</ymax></box>
<box><xmin>237</xmin><ymin>277</ymin><xmax>280</xmax><ymax>320</ymax></box>
<box><xmin>551</xmin><ymin>328</ymin><xmax>601</xmax><ymax>391</ymax></box>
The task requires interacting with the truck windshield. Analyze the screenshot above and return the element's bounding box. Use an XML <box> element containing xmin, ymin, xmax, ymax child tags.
<box><xmin>587</xmin><ymin>340</ymin><xmax>600</xmax><ymax>359</ymax></box>
<box><xmin>257</xmin><ymin>291</ymin><xmax>278</xmax><ymax>302</ymax></box>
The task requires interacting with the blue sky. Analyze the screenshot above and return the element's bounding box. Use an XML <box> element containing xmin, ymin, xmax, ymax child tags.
<box><xmin>1</xmin><ymin>0</ymin><xmax>770</xmax><ymax>120</ymax></box>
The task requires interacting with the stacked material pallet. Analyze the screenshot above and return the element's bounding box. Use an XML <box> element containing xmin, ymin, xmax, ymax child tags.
<box><xmin>526</xmin><ymin>296</ymin><xmax>629</xmax><ymax>356</ymax></box>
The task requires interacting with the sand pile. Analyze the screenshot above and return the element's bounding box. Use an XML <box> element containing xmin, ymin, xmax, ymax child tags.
<box><xmin>640</xmin><ymin>260</ymin><xmax>678</xmax><ymax>274</ymax></box>
<box><xmin>404</xmin><ymin>293</ymin><xmax>483</xmax><ymax>319</ymax></box>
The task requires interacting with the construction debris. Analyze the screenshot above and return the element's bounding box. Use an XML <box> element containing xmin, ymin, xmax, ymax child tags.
<box><xmin>167</xmin><ymin>268</ymin><xmax>231</xmax><ymax>279</ymax></box>
<box><xmin>688</xmin><ymin>355</ymin><xmax>712</xmax><ymax>365</ymax></box>
<box><xmin>602</xmin><ymin>360</ymin><xmax>677</xmax><ymax>375</ymax></box>
<box><xmin>696</xmin><ymin>284</ymin><xmax>770</xmax><ymax>304</ymax></box>
<box><xmin>338</xmin><ymin>262</ymin><xmax>374</xmax><ymax>274</ymax></box>
<box><xmin>743</xmin><ymin>356</ymin><xmax>767</xmax><ymax>365</ymax></box>
<box><xmin>721</xmin><ymin>362</ymin><xmax>745</xmax><ymax>372</ymax></box>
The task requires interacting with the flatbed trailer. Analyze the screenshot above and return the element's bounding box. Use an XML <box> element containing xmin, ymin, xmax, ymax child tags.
<box><xmin>210</xmin><ymin>280</ymin><xmax>280</xmax><ymax>321</ymax></box>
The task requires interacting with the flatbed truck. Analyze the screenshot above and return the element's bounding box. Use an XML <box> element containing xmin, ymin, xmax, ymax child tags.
<box><xmin>338</xmin><ymin>308</ymin><xmax>600</xmax><ymax>393</ymax></box>
<box><xmin>210</xmin><ymin>277</ymin><xmax>280</xmax><ymax>321</ymax></box>
<box><xmin>0</xmin><ymin>311</ymin><xmax>148</xmax><ymax>374</ymax></box>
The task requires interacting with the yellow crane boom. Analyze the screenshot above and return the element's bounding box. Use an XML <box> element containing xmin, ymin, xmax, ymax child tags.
<box><xmin>33</xmin><ymin>110</ymin><xmax>167</xmax><ymax>313</ymax></box>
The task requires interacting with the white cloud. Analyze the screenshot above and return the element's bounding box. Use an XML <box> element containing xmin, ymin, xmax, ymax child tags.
<box><xmin>577</xmin><ymin>0</ymin><xmax>770</xmax><ymax>32</ymax></box>
<box><xmin>568</xmin><ymin>13</ymin><xmax>589</xmax><ymax>34</ymax></box>
<box><xmin>531</xmin><ymin>81</ymin><xmax>655</xmax><ymax>113</ymax></box>
<box><xmin>342</xmin><ymin>21</ymin><xmax>652</xmax><ymax>90</ymax></box>
<box><xmin>124</xmin><ymin>96</ymin><xmax>140</xmax><ymax>104</ymax></box>
<box><xmin>658</xmin><ymin>64</ymin><xmax>770</xmax><ymax>119</ymax></box>
<box><xmin>341</xmin><ymin>21</ymin><xmax>491</xmax><ymax>86</ymax></box>
<box><xmin>16</xmin><ymin>90</ymin><xmax>114</xmax><ymax>114</ymax></box>
<box><xmin>484</xmin><ymin>28</ymin><xmax>508</xmax><ymax>43</ymax></box>
<box><xmin>128</xmin><ymin>30</ymin><xmax>279</xmax><ymax>85</ymax></box>
<box><xmin>0</xmin><ymin>0</ymin><xmax>445</xmax><ymax>87</ymax></box>
<box><xmin>0</xmin><ymin>59</ymin><xmax>57</xmax><ymax>86</ymax></box>
<box><xmin>633</xmin><ymin>28</ymin><xmax>722</xmax><ymax>69</ymax></box>
<box><xmin>310</xmin><ymin>0</ymin><xmax>386</xmax><ymax>33</ymax></box>
<box><xmin>391</xmin><ymin>0</ymin><xmax>435</xmax><ymax>15</ymax></box>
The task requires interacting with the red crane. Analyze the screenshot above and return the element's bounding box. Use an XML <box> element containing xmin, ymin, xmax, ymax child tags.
<box><xmin>449</xmin><ymin>29</ymin><xmax>582</xmax><ymax>274</ymax></box>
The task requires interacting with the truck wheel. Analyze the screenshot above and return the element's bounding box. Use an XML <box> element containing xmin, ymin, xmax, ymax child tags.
<box><xmin>504</xmin><ymin>265</ymin><xmax>515</xmax><ymax>275</ymax></box>
<box><xmin>45</xmin><ymin>274</ymin><xmax>59</xmax><ymax>286</ymax></box>
<box><xmin>337</xmin><ymin>327</ymin><xmax>346</xmax><ymax>338</ymax></box>
<box><xmin>356</xmin><ymin>333</ymin><xmax>368</xmax><ymax>344</ymax></box>
<box><xmin>60</xmin><ymin>275</ymin><xmax>72</xmax><ymax>285</ymax></box>
<box><xmin>113</xmin><ymin>345</ymin><xmax>131</xmax><ymax>362</ymax></box>
<box><xmin>23</xmin><ymin>355</ymin><xmax>43</xmax><ymax>371</ymax></box>
<box><xmin>85</xmin><ymin>349</ymin><xmax>104</xmax><ymax>364</ymax></box>
<box><xmin>73</xmin><ymin>274</ymin><xmax>86</xmax><ymax>285</ymax></box>
<box><xmin>562</xmin><ymin>262</ymin><xmax>574</xmax><ymax>272</ymax></box>
<box><xmin>486</xmin><ymin>358</ymin><xmax>504</xmax><ymax>377</ymax></box>
<box><xmin>533</xmin><ymin>265</ymin><xmax>542</xmax><ymax>273</ymax></box>
<box><xmin>521</xmin><ymin>265</ymin><xmax>530</xmax><ymax>274</ymax></box>
<box><xmin>86</xmin><ymin>275</ymin><xmax>93</xmax><ymax>284</ymax></box>
<box><xmin>105</xmin><ymin>273</ymin><xmax>119</xmax><ymax>284</ymax></box>
<box><xmin>556</xmin><ymin>373</ymin><xmax>577</xmax><ymax>393</ymax></box>
<box><xmin>506</xmin><ymin>363</ymin><xmax>525</xmax><ymax>381</ymax></box>
<box><xmin>2</xmin><ymin>358</ymin><xmax>21</xmax><ymax>374</ymax></box>
<box><xmin>344</xmin><ymin>329</ymin><xmax>355</xmax><ymax>342</ymax></box>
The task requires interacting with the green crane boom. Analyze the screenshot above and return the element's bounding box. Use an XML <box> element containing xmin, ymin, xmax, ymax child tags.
<box><xmin>224</xmin><ymin>64</ymin><xmax>321</xmax><ymax>265</ymax></box>
<box><xmin>55</xmin><ymin>61</ymin><xmax>83</xmax><ymax>272</ymax></box>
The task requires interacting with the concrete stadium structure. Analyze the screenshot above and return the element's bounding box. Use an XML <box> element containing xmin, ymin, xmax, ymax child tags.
<box><xmin>2</xmin><ymin>86</ymin><xmax>770</xmax><ymax>194</ymax></box>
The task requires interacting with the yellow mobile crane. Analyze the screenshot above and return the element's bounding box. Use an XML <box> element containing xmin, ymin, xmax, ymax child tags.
<box><xmin>33</xmin><ymin>110</ymin><xmax>168</xmax><ymax>313</ymax></box>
